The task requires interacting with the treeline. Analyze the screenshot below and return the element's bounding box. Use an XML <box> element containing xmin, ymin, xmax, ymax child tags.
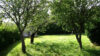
<box><xmin>38</xmin><ymin>23</ymin><xmax>71</xmax><ymax>35</ymax></box>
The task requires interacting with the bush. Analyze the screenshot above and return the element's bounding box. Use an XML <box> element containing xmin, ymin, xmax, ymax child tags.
<box><xmin>0</xmin><ymin>24</ymin><xmax>20</xmax><ymax>51</ymax></box>
<box><xmin>88</xmin><ymin>22</ymin><xmax>100</xmax><ymax>45</ymax></box>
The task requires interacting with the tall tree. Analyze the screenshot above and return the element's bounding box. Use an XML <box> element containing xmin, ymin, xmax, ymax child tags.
<box><xmin>28</xmin><ymin>9</ymin><xmax>50</xmax><ymax>44</ymax></box>
<box><xmin>0</xmin><ymin>0</ymin><xmax>40</xmax><ymax>53</ymax></box>
<box><xmin>51</xmin><ymin>0</ymin><xmax>99</xmax><ymax>49</ymax></box>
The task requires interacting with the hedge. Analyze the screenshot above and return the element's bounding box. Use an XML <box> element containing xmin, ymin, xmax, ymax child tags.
<box><xmin>0</xmin><ymin>26</ymin><xmax>20</xmax><ymax>51</ymax></box>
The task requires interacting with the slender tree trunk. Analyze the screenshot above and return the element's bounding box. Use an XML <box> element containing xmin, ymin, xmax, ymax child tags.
<box><xmin>76</xmin><ymin>33</ymin><xmax>82</xmax><ymax>49</ymax></box>
<box><xmin>79</xmin><ymin>34</ymin><xmax>82</xmax><ymax>49</ymax></box>
<box><xmin>30</xmin><ymin>33</ymin><xmax>35</xmax><ymax>44</ymax></box>
<box><xmin>20</xmin><ymin>32</ymin><xmax>26</xmax><ymax>53</ymax></box>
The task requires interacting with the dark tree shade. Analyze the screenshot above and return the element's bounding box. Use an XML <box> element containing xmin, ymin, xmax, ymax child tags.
<box><xmin>88</xmin><ymin>22</ymin><xmax>100</xmax><ymax>45</ymax></box>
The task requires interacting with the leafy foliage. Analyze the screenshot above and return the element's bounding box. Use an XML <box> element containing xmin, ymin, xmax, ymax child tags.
<box><xmin>26</xmin><ymin>0</ymin><xmax>50</xmax><ymax>34</ymax></box>
<box><xmin>51</xmin><ymin>0</ymin><xmax>99</xmax><ymax>33</ymax></box>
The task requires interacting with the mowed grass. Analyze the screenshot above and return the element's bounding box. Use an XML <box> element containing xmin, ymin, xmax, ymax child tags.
<box><xmin>1</xmin><ymin>35</ymin><xmax>100</xmax><ymax>56</ymax></box>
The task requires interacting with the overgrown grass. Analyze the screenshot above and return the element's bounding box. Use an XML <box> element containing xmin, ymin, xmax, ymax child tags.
<box><xmin>1</xmin><ymin>35</ymin><xmax>100</xmax><ymax>56</ymax></box>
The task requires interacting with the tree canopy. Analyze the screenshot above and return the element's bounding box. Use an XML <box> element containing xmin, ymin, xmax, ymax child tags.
<box><xmin>51</xmin><ymin>0</ymin><xmax>100</xmax><ymax>49</ymax></box>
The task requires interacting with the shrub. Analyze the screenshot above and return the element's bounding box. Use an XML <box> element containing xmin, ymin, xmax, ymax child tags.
<box><xmin>0</xmin><ymin>24</ymin><xmax>20</xmax><ymax>51</ymax></box>
<box><xmin>88</xmin><ymin>22</ymin><xmax>100</xmax><ymax>45</ymax></box>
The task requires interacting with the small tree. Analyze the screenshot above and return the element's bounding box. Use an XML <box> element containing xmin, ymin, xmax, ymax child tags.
<box><xmin>28</xmin><ymin>10</ymin><xmax>50</xmax><ymax>44</ymax></box>
<box><xmin>23</xmin><ymin>0</ymin><xmax>50</xmax><ymax>44</ymax></box>
<box><xmin>0</xmin><ymin>0</ymin><xmax>39</xmax><ymax>53</ymax></box>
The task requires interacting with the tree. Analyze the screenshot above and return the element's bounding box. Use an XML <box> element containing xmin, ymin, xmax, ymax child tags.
<box><xmin>51</xmin><ymin>0</ymin><xmax>99</xmax><ymax>49</ymax></box>
<box><xmin>22</xmin><ymin>0</ymin><xmax>50</xmax><ymax>44</ymax></box>
<box><xmin>27</xmin><ymin>15</ymin><xmax>49</xmax><ymax>44</ymax></box>
<box><xmin>0</xmin><ymin>0</ymin><xmax>39</xmax><ymax>53</ymax></box>
<box><xmin>28</xmin><ymin>10</ymin><xmax>50</xmax><ymax>44</ymax></box>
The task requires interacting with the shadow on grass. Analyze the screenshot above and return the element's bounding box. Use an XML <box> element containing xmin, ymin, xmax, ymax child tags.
<box><xmin>0</xmin><ymin>41</ymin><xmax>21</xmax><ymax>56</ymax></box>
<box><xmin>84</xmin><ymin>49</ymin><xmax>100</xmax><ymax>56</ymax></box>
<box><xmin>27</xmin><ymin>42</ymin><xmax>100</xmax><ymax>56</ymax></box>
<box><xmin>27</xmin><ymin>42</ymin><xmax>79</xmax><ymax>56</ymax></box>
<box><xmin>26</xmin><ymin>52</ymin><xmax>32</xmax><ymax>56</ymax></box>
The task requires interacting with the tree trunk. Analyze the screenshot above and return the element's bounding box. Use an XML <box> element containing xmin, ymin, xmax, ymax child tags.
<box><xmin>20</xmin><ymin>32</ymin><xmax>26</xmax><ymax>53</ymax></box>
<box><xmin>76</xmin><ymin>33</ymin><xmax>82</xmax><ymax>49</ymax></box>
<box><xmin>30</xmin><ymin>33</ymin><xmax>35</xmax><ymax>44</ymax></box>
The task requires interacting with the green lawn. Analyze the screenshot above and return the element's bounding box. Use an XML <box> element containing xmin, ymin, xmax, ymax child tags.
<box><xmin>1</xmin><ymin>35</ymin><xmax>100</xmax><ymax>56</ymax></box>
